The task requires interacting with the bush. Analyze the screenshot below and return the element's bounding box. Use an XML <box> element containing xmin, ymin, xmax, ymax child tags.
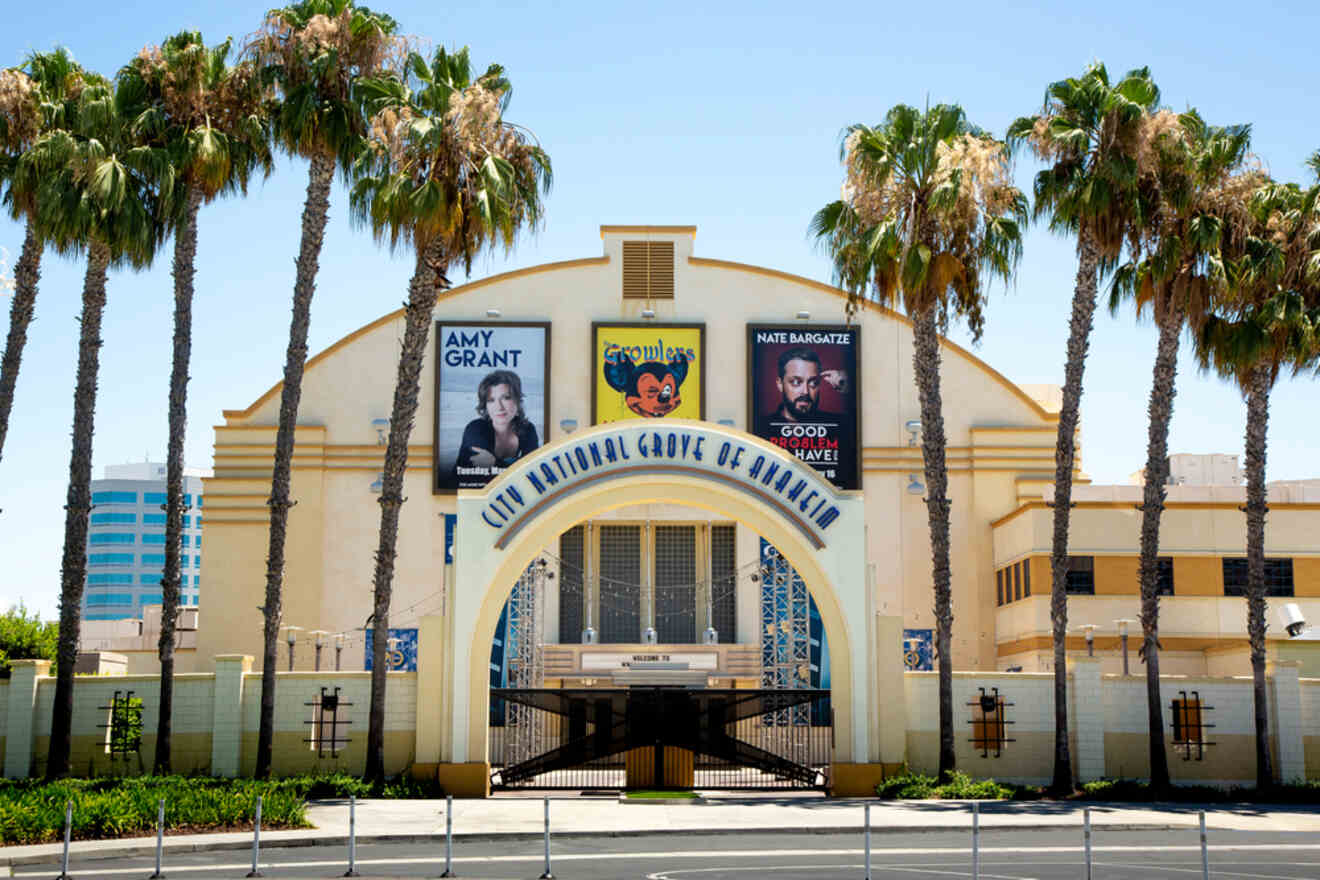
<box><xmin>875</xmin><ymin>770</ymin><xmax>1020</xmax><ymax>800</ymax></box>
<box><xmin>0</xmin><ymin>604</ymin><xmax>58</xmax><ymax>678</ymax></box>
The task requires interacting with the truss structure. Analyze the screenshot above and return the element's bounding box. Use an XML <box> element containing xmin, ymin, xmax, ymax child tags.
<box><xmin>759</xmin><ymin>543</ymin><xmax>810</xmax><ymax>725</ymax></box>
<box><xmin>505</xmin><ymin>559</ymin><xmax>549</xmax><ymax>765</ymax></box>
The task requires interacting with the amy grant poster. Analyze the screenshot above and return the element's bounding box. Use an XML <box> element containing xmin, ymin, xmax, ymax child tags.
<box><xmin>748</xmin><ymin>324</ymin><xmax>860</xmax><ymax>490</ymax></box>
<box><xmin>433</xmin><ymin>322</ymin><xmax>549</xmax><ymax>492</ymax></box>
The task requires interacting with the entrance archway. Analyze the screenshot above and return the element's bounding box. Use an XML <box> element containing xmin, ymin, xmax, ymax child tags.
<box><xmin>441</xmin><ymin>421</ymin><xmax>871</xmax><ymax>793</ymax></box>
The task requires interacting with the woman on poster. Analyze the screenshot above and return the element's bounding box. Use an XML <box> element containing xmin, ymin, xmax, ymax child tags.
<box><xmin>453</xmin><ymin>369</ymin><xmax>540</xmax><ymax>481</ymax></box>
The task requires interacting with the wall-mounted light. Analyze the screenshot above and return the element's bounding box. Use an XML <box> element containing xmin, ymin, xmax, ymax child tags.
<box><xmin>1079</xmin><ymin>624</ymin><xmax>1097</xmax><ymax>657</ymax></box>
<box><xmin>702</xmin><ymin>626</ymin><xmax>719</xmax><ymax>646</ymax></box>
<box><xmin>906</xmin><ymin>475</ymin><xmax>925</xmax><ymax>495</ymax></box>
<box><xmin>905</xmin><ymin>419</ymin><xmax>922</xmax><ymax>447</ymax></box>
<box><xmin>560</xmin><ymin>418</ymin><xmax>578</xmax><ymax>435</ymax></box>
<box><xmin>642</xmin><ymin>626</ymin><xmax>658</xmax><ymax>645</ymax></box>
<box><xmin>796</xmin><ymin>310</ymin><xmax>810</xmax><ymax>321</ymax></box>
<box><xmin>640</xmin><ymin>308</ymin><xmax>656</xmax><ymax>320</ymax></box>
<box><xmin>369</xmin><ymin>473</ymin><xmax>383</xmax><ymax>494</ymax></box>
<box><xmin>486</xmin><ymin>308</ymin><xmax>501</xmax><ymax>318</ymax></box>
<box><xmin>581</xmin><ymin>626</ymin><xmax>598</xmax><ymax>645</ymax></box>
<box><xmin>372</xmin><ymin>418</ymin><xmax>390</xmax><ymax>446</ymax></box>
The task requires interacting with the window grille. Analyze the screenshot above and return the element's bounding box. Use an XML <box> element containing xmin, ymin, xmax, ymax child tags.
<box><xmin>1065</xmin><ymin>556</ymin><xmax>1095</xmax><ymax>595</ymax></box>
<box><xmin>1012</xmin><ymin>563</ymin><xmax>1021</xmax><ymax>601</ymax></box>
<box><xmin>710</xmin><ymin>524</ymin><xmax>737</xmax><ymax>643</ymax></box>
<box><xmin>1021</xmin><ymin>560</ymin><xmax>1031</xmax><ymax>597</ymax></box>
<box><xmin>967</xmin><ymin>687</ymin><xmax>1014</xmax><ymax>758</ymax></box>
<box><xmin>99</xmin><ymin>690</ymin><xmax>143</xmax><ymax>757</ymax></box>
<box><xmin>621</xmin><ymin>241</ymin><xmax>674</xmax><ymax>299</ymax></box>
<box><xmin>598</xmin><ymin>525</ymin><xmax>641</xmax><ymax>643</ymax></box>
<box><xmin>1222</xmin><ymin>558</ymin><xmax>1294</xmax><ymax>597</ymax></box>
<box><xmin>558</xmin><ymin>526</ymin><xmax>584</xmax><ymax>643</ymax></box>
<box><xmin>996</xmin><ymin>569</ymin><xmax>1004</xmax><ymax>606</ymax></box>
<box><xmin>655</xmin><ymin>525</ymin><xmax>697</xmax><ymax>643</ymax></box>
<box><xmin>1170</xmin><ymin>690</ymin><xmax>1214</xmax><ymax>761</ymax></box>
<box><xmin>305</xmin><ymin>687</ymin><xmax>353</xmax><ymax>757</ymax></box>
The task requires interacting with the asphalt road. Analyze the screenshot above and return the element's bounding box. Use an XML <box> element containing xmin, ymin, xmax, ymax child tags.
<box><xmin>14</xmin><ymin>829</ymin><xmax>1320</xmax><ymax>879</ymax></box>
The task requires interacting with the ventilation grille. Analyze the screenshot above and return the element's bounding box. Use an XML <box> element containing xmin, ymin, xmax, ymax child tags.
<box><xmin>622</xmin><ymin>241</ymin><xmax>675</xmax><ymax>299</ymax></box>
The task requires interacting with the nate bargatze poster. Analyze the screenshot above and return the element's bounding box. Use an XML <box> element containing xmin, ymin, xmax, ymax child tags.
<box><xmin>434</xmin><ymin>322</ymin><xmax>549</xmax><ymax>492</ymax></box>
<box><xmin>747</xmin><ymin>324</ymin><xmax>860</xmax><ymax>490</ymax></box>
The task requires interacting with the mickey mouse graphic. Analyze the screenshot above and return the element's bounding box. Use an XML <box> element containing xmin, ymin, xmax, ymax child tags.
<box><xmin>603</xmin><ymin>351</ymin><xmax>689</xmax><ymax>418</ymax></box>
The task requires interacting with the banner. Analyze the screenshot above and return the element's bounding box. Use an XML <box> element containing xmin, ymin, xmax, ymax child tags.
<box><xmin>747</xmin><ymin>325</ymin><xmax>860</xmax><ymax>490</ymax></box>
<box><xmin>364</xmin><ymin>627</ymin><xmax>418</xmax><ymax>671</ymax></box>
<box><xmin>434</xmin><ymin>322</ymin><xmax>549</xmax><ymax>492</ymax></box>
<box><xmin>592</xmin><ymin>323</ymin><xmax>704</xmax><ymax>424</ymax></box>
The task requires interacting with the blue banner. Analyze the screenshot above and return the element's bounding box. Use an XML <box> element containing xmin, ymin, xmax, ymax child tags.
<box><xmin>444</xmin><ymin>513</ymin><xmax>456</xmax><ymax>564</ymax></box>
<box><xmin>902</xmin><ymin>628</ymin><xmax>933</xmax><ymax>671</ymax></box>
<box><xmin>364</xmin><ymin>627</ymin><xmax>418</xmax><ymax>671</ymax></box>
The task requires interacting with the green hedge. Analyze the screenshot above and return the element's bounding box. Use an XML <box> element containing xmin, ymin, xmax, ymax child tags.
<box><xmin>875</xmin><ymin>770</ymin><xmax>1320</xmax><ymax>802</ymax></box>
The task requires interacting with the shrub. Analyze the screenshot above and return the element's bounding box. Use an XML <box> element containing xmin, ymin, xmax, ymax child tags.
<box><xmin>875</xmin><ymin>770</ymin><xmax>1019</xmax><ymax>800</ymax></box>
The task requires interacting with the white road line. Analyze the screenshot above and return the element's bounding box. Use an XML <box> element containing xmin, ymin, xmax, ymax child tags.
<box><xmin>1101</xmin><ymin>863</ymin><xmax>1315</xmax><ymax>880</ymax></box>
<box><xmin>14</xmin><ymin>844</ymin><xmax>1320</xmax><ymax>877</ymax></box>
<box><xmin>648</xmin><ymin>867</ymin><xmax>1031</xmax><ymax>880</ymax></box>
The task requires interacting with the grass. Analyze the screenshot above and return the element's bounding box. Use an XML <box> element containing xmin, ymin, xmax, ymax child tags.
<box><xmin>625</xmin><ymin>790</ymin><xmax>699</xmax><ymax>799</ymax></box>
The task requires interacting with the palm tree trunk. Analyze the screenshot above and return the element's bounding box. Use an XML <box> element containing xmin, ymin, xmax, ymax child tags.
<box><xmin>912</xmin><ymin>304</ymin><xmax>955</xmax><ymax>781</ymax></box>
<box><xmin>1137</xmin><ymin>300</ymin><xmax>1184</xmax><ymax>795</ymax></box>
<box><xmin>46</xmin><ymin>241</ymin><xmax>110</xmax><ymax>779</ymax></box>
<box><xmin>365</xmin><ymin>240</ymin><xmax>442</xmax><ymax>783</ymax></box>
<box><xmin>256</xmin><ymin>153</ymin><xmax>335</xmax><ymax>779</ymax></box>
<box><xmin>0</xmin><ymin>221</ymin><xmax>43</xmax><ymax>464</ymax></box>
<box><xmin>155</xmin><ymin>189</ymin><xmax>203</xmax><ymax>775</ymax></box>
<box><xmin>1243</xmin><ymin>361</ymin><xmax>1273</xmax><ymax>790</ymax></box>
<box><xmin>1048</xmin><ymin>230</ymin><xmax>1100</xmax><ymax>793</ymax></box>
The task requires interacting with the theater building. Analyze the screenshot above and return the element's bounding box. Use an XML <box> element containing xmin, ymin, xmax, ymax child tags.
<box><xmin>122</xmin><ymin>224</ymin><xmax>1317</xmax><ymax>794</ymax></box>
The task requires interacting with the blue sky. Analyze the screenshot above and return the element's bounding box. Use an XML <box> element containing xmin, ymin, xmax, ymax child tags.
<box><xmin>2</xmin><ymin>0</ymin><xmax>1318</xmax><ymax>617</ymax></box>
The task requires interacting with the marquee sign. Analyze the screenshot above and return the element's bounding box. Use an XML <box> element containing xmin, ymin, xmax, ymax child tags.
<box><xmin>472</xmin><ymin>421</ymin><xmax>847</xmax><ymax>551</ymax></box>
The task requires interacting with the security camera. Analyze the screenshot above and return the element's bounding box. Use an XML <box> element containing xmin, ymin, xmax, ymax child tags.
<box><xmin>1279</xmin><ymin>603</ymin><xmax>1308</xmax><ymax>638</ymax></box>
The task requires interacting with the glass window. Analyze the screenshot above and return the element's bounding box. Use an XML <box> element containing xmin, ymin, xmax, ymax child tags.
<box><xmin>1022</xmin><ymin>560</ymin><xmax>1031</xmax><ymax>597</ymax></box>
<box><xmin>1066</xmin><ymin>556</ymin><xmax>1095</xmax><ymax>595</ymax></box>
<box><xmin>1156</xmin><ymin>557</ymin><xmax>1175</xmax><ymax>596</ymax></box>
<box><xmin>89</xmin><ymin>533</ymin><xmax>135</xmax><ymax>545</ymax></box>
<box><xmin>141</xmin><ymin>553</ymin><xmax>166</xmax><ymax>566</ymax></box>
<box><xmin>184</xmin><ymin>494</ymin><xmax>192</xmax><ymax>507</ymax></box>
<box><xmin>92</xmin><ymin>491</ymin><xmax>137</xmax><ymax>504</ymax></box>
<box><xmin>655</xmin><ymin>525</ymin><xmax>697</xmax><ymax>644</ymax></box>
<box><xmin>193</xmin><ymin>575</ymin><xmax>200</xmax><ymax>586</ymax></box>
<box><xmin>88</xmin><ymin>553</ymin><xmax>134</xmax><ymax>566</ymax></box>
<box><xmin>599</xmin><ymin>525</ymin><xmax>642</xmax><ymax>644</ymax></box>
<box><xmin>90</xmin><ymin>512</ymin><xmax>136</xmax><ymax>525</ymax></box>
<box><xmin>1013</xmin><ymin>564</ymin><xmax>1021</xmax><ymax>601</ymax></box>
<box><xmin>86</xmin><ymin>593</ymin><xmax>134</xmax><ymax>606</ymax></box>
<box><xmin>181</xmin><ymin>535</ymin><xmax>191</xmax><ymax>547</ymax></box>
<box><xmin>996</xmin><ymin>569</ymin><xmax>1004</xmax><ymax>606</ymax></box>
<box><xmin>557</xmin><ymin>526</ymin><xmax>584</xmax><ymax>644</ymax></box>
<box><xmin>710</xmin><ymin>524</ymin><xmax>737</xmax><ymax>644</ymax></box>
<box><xmin>144</xmin><ymin>492</ymin><xmax>168</xmax><ymax>505</ymax></box>
<box><xmin>181</xmin><ymin>516</ymin><xmax>191</xmax><ymax>528</ymax></box>
<box><xmin>142</xmin><ymin>534</ymin><xmax>166</xmax><ymax>545</ymax></box>
<box><xmin>88</xmin><ymin>573</ymin><xmax>134</xmax><ymax>585</ymax></box>
<box><xmin>193</xmin><ymin>555</ymin><xmax>201</xmax><ymax>568</ymax></box>
<box><xmin>139</xmin><ymin>574</ymin><xmax>160</xmax><ymax>585</ymax></box>
<box><xmin>1223</xmin><ymin>558</ymin><xmax>1294</xmax><ymax>597</ymax></box>
<box><xmin>139</xmin><ymin>592</ymin><xmax>164</xmax><ymax>605</ymax></box>
<box><xmin>143</xmin><ymin>513</ymin><xmax>167</xmax><ymax>525</ymax></box>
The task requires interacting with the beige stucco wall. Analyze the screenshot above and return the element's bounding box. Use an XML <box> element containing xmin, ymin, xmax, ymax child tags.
<box><xmin>200</xmin><ymin>227</ymin><xmax>1062</xmax><ymax>674</ymax></box>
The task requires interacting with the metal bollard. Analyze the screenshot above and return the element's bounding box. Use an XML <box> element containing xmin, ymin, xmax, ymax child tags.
<box><xmin>149</xmin><ymin>798</ymin><xmax>165</xmax><ymax>879</ymax></box>
<box><xmin>1199</xmin><ymin>810</ymin><xmax>1209</xmax><ymax>880</ymax></box>
<box><xmin>343</xmin><ymin>795</ymin><xmax>358</xmax><ymax>877</ymax></box>
<box><xmin>1083</xmin><ymin>807</ymin><xmax>1092</xmax><ymax>880</ymax></box>
<box><xmin>538</xmin><ymin>797</ymin><xmax>553</xmax><ymax>880</ymax></box>
<box><xmin>863</xmin><ymin>803</ymin><xmax>871</xmax><ymax>880</ymax></box>
<box><xmin>439</xmin><ymin>794</ymin><xmax>455</xmax><ymax>878</ymax></box>
<box><xmin>245</xmin><ymin>795</ymin><xmax>263</xmax><ymax>878</ymax></box>
<box><xmin>971</xmin><ymin>801</ymin><xmax>980</xmax><ymax>880</ymax></box>
<box><xmin>56</xmin><ymin>799</ymin><xmax>73</xmax><ymax>880</ymax></box>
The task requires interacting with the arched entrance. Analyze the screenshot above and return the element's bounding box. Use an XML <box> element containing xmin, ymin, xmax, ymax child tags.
<box><xmin>435</xmin><ymin>421</ymin><xmax>872</xmax><ymax>794</ymax></box>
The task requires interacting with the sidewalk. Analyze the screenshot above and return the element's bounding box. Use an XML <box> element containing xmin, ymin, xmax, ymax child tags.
<box><xmin>5</xmin><ymin>794</ymin><xmax>1319</xmax><ymax>867</ymax></box>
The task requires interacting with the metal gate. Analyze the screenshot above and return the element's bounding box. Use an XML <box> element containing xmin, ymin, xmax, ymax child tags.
<box><xmin>490</xmin><ymin>687</ymin><xmax>830</xmax><ymax>791</ymax></box>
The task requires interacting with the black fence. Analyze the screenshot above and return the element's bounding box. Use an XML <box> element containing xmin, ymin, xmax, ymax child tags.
<box><xmin>490</xmin><ymin>689</ymin><xmax>831</xmax><ymax>791</ymax></box>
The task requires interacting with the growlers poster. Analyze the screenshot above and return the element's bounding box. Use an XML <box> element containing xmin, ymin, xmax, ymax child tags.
<box><xmin>747</xmin><ymin>324</ymin><xmax>860</xmax><ymax>490</ymax></box>
<box><xmin>433</xmin><ymin>321</ymin><xmax>550</xmax><ymax>492</ymax></box>
<box><xmin>591</xmin><ymin>322</ymin><xmax>705</xmax><ymax>424</ymax></box>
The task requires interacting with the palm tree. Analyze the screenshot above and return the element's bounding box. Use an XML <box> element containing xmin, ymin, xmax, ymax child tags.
<box><xmin>27</xmin><ymin>70</ymin><xmax>167</xmax><ymax>778</ymax></box>
<box><xmin>0</xmin><ymin>50</ymin><xmax>92</xmax><ymax>465</ymax></box>
<box><xmin>1196</xmin><ymin>176</ymin><xmax>1320</xmax><ymax>790</ymax></box>
<box><xmin>1007</xmin><ymin>63</ymin><xmax>1159</xmax><ymax>793</ymax></box>
<box><xmin>119</xmin><ymin>31</ymin><xmax>272</xmax><ymax>774</ymax></box>
<box><xmin>1111</xmin><ymin>110</ymin><xmax>1254</xmax><ymax>794</ymax></box>
<box><xmin>812</xmin><ymin>104</ymin><xmax>1026</xmax><ymax>780</ymax></box>
<box><xmin>246</xmin><ymin>0</ymin><xmax>401</xmax><ymax>778</ymax></box>
<box><xmin>350</xmin><ymin>46</ymin><xmax>550</xmax><ymax>782</ymax></box>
